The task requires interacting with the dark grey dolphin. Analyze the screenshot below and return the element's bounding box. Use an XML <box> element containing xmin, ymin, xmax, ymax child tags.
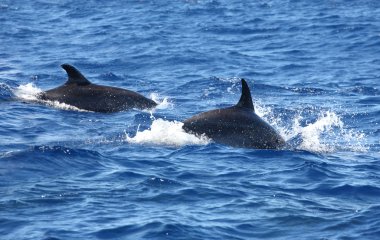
<box><xmin>37</xmin><ymin>64</ymin><xmax>157</xmax><ymax>112</ymax></box>
<box><xmin>182</xmin><ymin>79</ymin><xmax>285</xmax><ymax>149</ymax></box>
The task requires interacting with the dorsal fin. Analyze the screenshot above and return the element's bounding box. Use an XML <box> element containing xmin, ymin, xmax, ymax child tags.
<box><xmin>61</xmin><ymin>64</ymin><xmax>91</xmax><ymax>85</ymax></box>
<box><xmin>236</xmin><ymin>79</ymin><xmax>254</xmax><ymax>111</ymax></box>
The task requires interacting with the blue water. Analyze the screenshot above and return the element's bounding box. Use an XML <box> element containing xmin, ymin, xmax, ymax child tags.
<box><xmin>1</xmin><ymin>0</ymin><xmax>379</xmax><ymax>239</ymax></box>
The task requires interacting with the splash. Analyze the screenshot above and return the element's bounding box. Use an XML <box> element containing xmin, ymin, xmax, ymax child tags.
<box><xmin>292</xmin><ymin>111</ymin><xmax>343</xmax><ymax>152</ymax></box>
<box><xmin>13</xmin><ymin>83</ymin><xmax>41</xmax><ymax>101</ymax></box>
<box><xmin>126</xmin><ymin>118</ymin><xmax>210</xmax><ymax>147</ymax></box>
<box><xmin>256</xmin><ymin>103</ymin><xmax>368</xmax><ymax>153</ymax></box>
<box><xmin>150</xmin><ymin>93</ymin><xmax>173</xmax><ymax>110</ymax></box>
<box><xmin>13</xmin><ymin>83</ymin><xmax>89</xmax><ymax>112</ymax></box>
<box><xmin>299</xmin><ymin>112</ymin><xmax>366</xmax><ymax>153</ymax></box>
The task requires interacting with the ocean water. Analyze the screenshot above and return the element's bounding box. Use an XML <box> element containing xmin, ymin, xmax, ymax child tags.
<box><xmin>1</xmin><ymin>0</ymin><xmax>379</xmax><ymax>239</ymax></box>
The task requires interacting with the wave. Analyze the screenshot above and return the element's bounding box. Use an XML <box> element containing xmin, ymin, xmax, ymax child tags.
<box><xmin>0</xmin><ymin>146</ymin><xmax>107</xmax><ymax>181</ymax></box>
<box><xmin>0</xmin><ymin>83</ymin><xmax>14</xmax><ymax>101</ymax></box>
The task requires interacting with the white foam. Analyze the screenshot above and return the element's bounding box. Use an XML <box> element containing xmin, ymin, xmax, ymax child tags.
<box><xmin>296</xmin><ymin>111</ymin><xmax>367</xmax><ymax>153</ymax></box>
<box><xmin>295</xmin><ymin>111</ymin><xmax>342</xmax><ymax>152</ymax></box>
<box><xmin>13</xmin><ymin>83</ymin><xmax>89</xmax><ymax>112</ymax></box>
<box><xmin>45</xmin><ymin>100</ymin><xmax>90</xmax><ymax>112</ymax></box>
<box><xmin>13</xmin><ymin>83</ymin><xmax>41</xmax><ymax>101</ymax></box>
<box><xmin>126</xmin><ymin>118</ymin><xmax>210</xmax><ymax>147</ymax></box>
<box><xmin>256</xmin><ymin>103</ymin><xmax>368</xmax><ymax>153</ymax></box>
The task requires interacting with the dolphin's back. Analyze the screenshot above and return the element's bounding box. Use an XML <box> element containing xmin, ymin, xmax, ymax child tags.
<box><xmin>37</xmin><ymin>64</ymin><xmax>157</xmax><ymax>112</ymax></box>
<box><xmin>182</xmin><ymin>79</ymin><xmax>286</xmax><ymax>149</ymax></box>
<box><xmin>183</xmin><ymin>107</ymin><xmax>285</xmax><ymax>149</ymax></box>
<box><xmin>39</xmin><ymin>84</ymin><xmax>157</xmax><ymax>112</ymax></box>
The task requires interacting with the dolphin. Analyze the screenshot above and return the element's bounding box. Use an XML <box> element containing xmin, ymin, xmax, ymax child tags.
<box><xmin>37</xmin><ymin>64</ymin><xmax>157</xmax><ymax>112</ymax></box>
<box><xmin>182</xmin><ymin>79</ymin><xmax>285</xmax><ymax>149</ymax></box>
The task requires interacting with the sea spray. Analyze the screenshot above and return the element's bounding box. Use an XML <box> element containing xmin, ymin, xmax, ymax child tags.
<box><xmin>150</xmin><ymin>93</ymin><xmax>173</xmax><ymax>110</ymax></box>
<box><xmin>126</xmin><ymin>118</ymin><xmax>210</xmax><ymax>147</ymax></box>
<box><xmin>256</xmin><ymin>102</ymin><xmax>367</xmax><ymax>153</ymax></box>
<box><xmin>13</xmin><ymin>83</ymin><xmax>41</xmax><ymax>101</ymax></box>
<box><xmin>13</xmin><ymin>83</ymin><xmax>89</xmax><ymax>112</ymax></box>
<box><xmin>296</xmin><ymin>111</ymin><xmax>343</xmax><ymax>152</ymax></box>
